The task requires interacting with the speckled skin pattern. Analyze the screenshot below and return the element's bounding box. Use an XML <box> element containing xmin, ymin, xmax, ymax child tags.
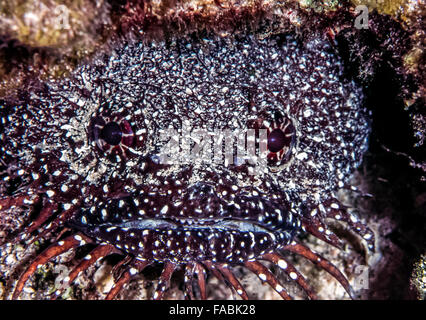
<box><xmin>0</xmin><ymin>33</ymin><xmax>374</xmax><ymax>299</ymax></box>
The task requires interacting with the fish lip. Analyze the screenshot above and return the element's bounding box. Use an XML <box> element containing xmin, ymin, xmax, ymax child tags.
<box><xmin>75</xmin><ymin>216</ymin><xmax>297</xmax><ymax>236</ymax></box>
<box><xmin>70</xmin><ymin>191</ymin><xmax>299</xmax><ymax>235</ymax></box>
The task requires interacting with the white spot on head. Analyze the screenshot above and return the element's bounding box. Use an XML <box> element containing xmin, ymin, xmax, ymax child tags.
<box><xmin>275</xmin><ymin>284</ymin><xmax>284</xmax><ymax>292</ymax></box>
<box><xmin>296</xmin><ymin>152</ymin><xmax>308</xmax><ymax>160</ymax></box>
<box><xmin>278</xmin><ymin>260</ymin><xmax>288</xmax><ymax>270</ymax></box>
<box><xmin>46</xmin><ymin>190</ymin><xmax>55</xmax><ymax>197</ymax></box>
<box><xmin>289</xmin><ymin>272</ymin><xmax>298</xmax><ymax>280</ymax></box>
<box><xmin>330</xmin><ymin>203</ymin><xmax>339</xmax><ymax>209</ymax></box>
<box><xmin>364</xmin><ymin>233</ymin><xmax>372</xmax><ymax>240</ymax></box>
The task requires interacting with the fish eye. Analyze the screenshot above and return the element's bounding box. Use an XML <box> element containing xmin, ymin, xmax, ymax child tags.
<box><xmin>89</xmin><ymin>114</ymin><xmax>136</xmax><ymax>160</ymax></box>
<box><xmin>248</xmin><ymin>110</ymin><xmax>296</xmax><ymax>167</ymax></box>
<box><xmin>100</xmin><ymin>121</ymin><xmax>122</xmax><ymax>146</ymax></box>
<box><xmin>265</xmin><ymin>115</ymin><xmax>296</xmax><ymax>165</ymax></box>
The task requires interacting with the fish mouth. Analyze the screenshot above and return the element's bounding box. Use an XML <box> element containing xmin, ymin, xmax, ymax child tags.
<box><xmin>72</xmin><ymin>181</ymin><xmax>302</xmax><ymax>235</ymax></box>
<box><xmin>69</xmin><ymin>182</ymin><xmax>303</xmax><ymax>263</ymax></box>
<box><xmin>72</xmin><ymin>196</ymin><xmax>302</xmax><ymax>237</ymax></box>
<box><xmin>71</xmin><ymin>205</ymin><xmax>302</xmax><ymax>264</ymax></box>
<box><xmin>89</xmin><ymin>216</ymin><xmax>294</xmax><ymax>234</ymax></box>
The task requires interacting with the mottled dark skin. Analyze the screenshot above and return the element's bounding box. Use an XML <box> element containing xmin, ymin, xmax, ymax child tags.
<box><xmin>0</xmin><ymin>32</ymin><xmax>374</xmax><ymax>299</ymax></box>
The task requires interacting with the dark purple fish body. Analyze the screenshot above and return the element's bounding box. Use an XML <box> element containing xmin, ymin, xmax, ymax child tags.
<box><xmin>0</xmin><ymin>32</ymin><xmax>374</xmax><ymax>299</ymax></box>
